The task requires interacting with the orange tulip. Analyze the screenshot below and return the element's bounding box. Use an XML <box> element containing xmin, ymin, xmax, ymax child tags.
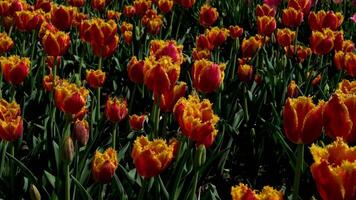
<box><xmin>255</xmin><ymin>3</ymin><xmax>276</xmax><ymax>17</ymax></box>
<box><xmin>288</xmin><ymin>0</ymin><xmax>312</xmax><ymax>15</ymax></box>
<box><xmin>41</xmin><ymin>30</ymin><xmax>70</xmax><ymax>57</ymax></box>
<box><xmin>206</xmin><ymin>27</ymin><xmax>229</xmax><ymax>48</ymax></box>
<box><xmin>86</xmin><ymin>69</ymin><xmax>106</xmax><ymax>89</ymax></box>
<box><xmin>155</xmin><ymin>82</ymin><xmax>187</xmax><ymax>112</ymax></box>
<box><xmin>8</xmin><ymin>0</ymin><xmax>28</xmax><ymax>16</ymax></box>
<box><xmin>0</xmin><ymin>32</ymin><xmax>14</xmax><ymax>53</ymax></box>
<box><xmin>68</xmin><ymin>0</ymin><xmax>85</xmax><ymax>7</ymax></box>
<box><xmin>0</xmin><ymin>0</ymin><xmax>11</xmax><ymax>17</ymax></box>
<box><xmin>237</xmin><ymin>63</ymin><xmax>253</xmax><ymax>83</ymax></box>
<box><xmin>310</xmin><ymin>28</ymin><xmax>334</xmax><ymax>55</ymax></box>
<box><xmin>46</xmin><ymin>56</ymin><xmax>61</xmax><ymax>69</ymax></box>
<box><xmin>34</xmin><ymin>0</ymin><xmax>51</xmax><ymax>13</ymax></box>
<box><xmin>91</xmin><ymin>0</ymin><xmax>107</xmax><ymax>10</ymax></box>
<box><xmin>199</xmin><ymin>4</ymin><xmax>219</xmax><ymax>27</ymax></box>
<box><xmin>334</xmin><ymin>51</ymin><xmax>345</xmax><ymax>70</ymax></box>
<box><xmin>129</xmin><ymin>114</ymin><xmax>146</xmax><ymax>130</ymax></box>
<box><xmin>157</xmin><ymin>0</ymin><xmax>172</xmax><ymax>13</ymax></box>
<box><xmin>0</xmin><ymin>56</ymin><xmax>30</xmax><ymax>85</ymax></box>
<box><xmin>341</xmin><ymin>40</ymin><xmax>355</xmax><ymax>53</ymax></box>
<box><xmin>311</xmin><ymin>74</ymin><xmax>321</xmax><ymax>86</ymax></box>
<box><xmin>14</xmin><ymin>10</ymin><xmax>45</xmax><ymax>31</ymax></box>
<box><xmin>133</xmin><ymin>0</ymin><xmax>152</xmax><ymax>16</ymax></box>
<box><xmin>131</xmin><ymin>136</ymin><xmax>175</xmax><ymax>178</ymax></box>
<box><xmin>120</xmin><ymin>21</ymin><xmax>133</xmax><ymax>33</ymax></box>
<box><xmin>344</xmin><ymin>53</ymin><xmax>356</xmax><ymax>77</ymax></box>
<box><xmin>282</xmin><ymin>7</ymin><xmax>304</xmax><ymax>28</ymax></box>
<box><xmin>127</xmin><ymin>56</ymin><xmax>144</xmax><ymax>83</ymax></box>
<box><xmin>107</xmin><ymin>10</ymin><xmax>121</xmax><ymax>21</ymax></box>
<box><xmin>51</xmin><ymin>5</ymin><xmax>77</xmax><ymax>30</ymax></box>
<box><xmin>308</xmin><ymin>10</ymin><xmax>344</xmax><ymax>31</ymax></box>
<box><xmin>92</xmin><ymin>147</ymin><xmax>118</xmax><ymax>183</ymax></box>
<box><xmin>276</xmin><ymin>28</ymin><xmax>296</xmax><ymax>47</ymax></box>
<box><xmin>73</xmin><ymin>119</ymin><xmax>89</xmax><ymax>146</ymax></box>
<box><xmin>287</xmin><ymin>80</ymin><xmax>299</xmax><ymax>98</ymax></box>
<box><xmin>0</xmin><ymin>99</ymin><xmax>23</xmax><ymax>142</ymax></box>
<box><xmin>123</xmin><ymin>31</ymin><xmax>132</xmax><ymax>44</ymax></box>
<box><xmin>149</xmin><ymin>40</ymin><xmax>183</xmax><ymax>65</ymax></box>
<box><xmin>310</xmin><ymin>138</ymin><xmax>356</xmax><ymax>200</ymax></box>
<box><xmin>283</xmin><ymin>96</ymin><xmax>324</xmax><ymax>144</ymax></box>
<box><xmin>257</xmin><ymin>16</ymin><xmax>276</xmax><ymax>36</ymax></box>
<box><xmin>141</xmin><ymin>9</ymin><xmax>163</xmax><ymax>35</ymax></box>
<box><xmin>38</xmin><ymin>21</ymin><xmax>58</xmax><ymax>39</ymax></box>
<box><xmin>54</xmin><ymin>80</ymin><xmax>89</xmax><ymax>115</ymax></box>
<box><xmin>284</xmin><ymin>45</ymin><xmax>311</xmax><ymax>62</ymax></box>
<box><xmin>192</xmin><ymin>48</ymin><xmax>211</xmax><ymax>61</ymax></box>
<box><xmin>174</xmin><ymin>0</ymin><xmax>196</xmax><ymax>8</ymax></box>
<box><xmin>338</xmin><ymin>79</ymin><xmax>356</xmax><ymax>94</ymax></box>
<box><xmin>241</xmin><ymin>35</ymin><xmax>263</xmax><ymax>58</ymax></box>
<box><xmin>42</xmin><ymin>74</ymin><xmax>59</xmax><ymax>92</ymax></box>
<box><xmin>229</xmin><ymin>25</ymin><xmax>243</xmax><ymax>39</ymax></box>
<box><xmin>105</xmin><ymin>97</ymin><xmax>128</xmax><ymax>123</ymax></box>
<box><xmin>192</xmin><ymin>59</ymin><xmax>225</xmax><ymax>93</ymax></box>
<box><xmin>231</xmin><ymin>183</ymin><xmax>283</xmax><ymax>200</ymax></box>
<box><xmin>123</xmin><ymin>5</ymin><xmax>136</xmax><ymax>17</ymax></box>
<box><xmin>173</xmin><ymin>95</ymin><xmax>219</xmax><ymax>148</ymax></box>
<box><xmin>196</xmin><ymin>34</ymin><xmax>213</xmax><ymax>51</ymax></box>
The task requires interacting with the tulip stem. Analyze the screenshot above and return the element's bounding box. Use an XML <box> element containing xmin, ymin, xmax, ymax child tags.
<box><xmin>188</xmin><ymin>172</ymin><xmax>199</xmax><ymax>200</ymax></box>
<box><xmin>153</xmin><ymin>96</ymin><xmax>161</xmax><ymax>138</ymax></box>
<box><xmin>112</xmin><ymin>123</ymin><xmax>118</xmax><ymax>149</ymax></box>
<box><xmin>0</xmin><ymin>69</ymin><xmax>3</xmax><ymax>99</ymax></box>
<box><xmin>292</xmin><ymin>144</ymin><xmax>304</xmax><ymax>200</ymax></box>
<box><xmin>10</xmin><ymin>142</ymin><xmax>15</xmax><ymax>197</ymax></box>
<box><xmin>138</xmin><ymin>178</ymin><xmax>149</xmax><ymax>200</ymax></box>
<box><xmin>243</xmin><ymin>86</ymin><xmax>249</xmax><ymax>122</ymax></box>
<box><xmin>65</xmin><ymin>163</ymin><xmax>70</xmax><ymax>200</ymax></box>
<box><xmin>96</xmin><ymin>57</ymin><xmax>102</xmax><ymax>121</ymax></box>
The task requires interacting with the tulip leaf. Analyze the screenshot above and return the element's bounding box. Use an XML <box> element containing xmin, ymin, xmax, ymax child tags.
<box><xmin>44</xmin><ymin>170</ymin><xmax>56</xmax><ymax>189</ymax></box>
<box><xmin>71</xmin><ymin>175</ymin><xmax>93</xmax><ymax>200</ymax></box>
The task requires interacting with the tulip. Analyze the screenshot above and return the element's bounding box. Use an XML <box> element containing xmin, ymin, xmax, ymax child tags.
<box><xmin>46</xmin><ymin>56</ymin><xmax>61</xmax><ymax>69</ymax></box>
<box><xmin>86</xmin><ymin>69</ymin><xmax>106</xmax><ymax>89</ymax></box>
<box><xmin>231</xmin><ymin>183</ymin><xmax>283</xmax><ymax>200</ymax></box>
<box><xmin>241</xmin><ymin>35</ymin><xmax>263</xmax><ymax>58</ymax></box>
<box><xmin>284</xmin><ymin>45</ymin><xmax>311</xmax><ymax>62</ymax></box>
<box><xmin>310</xmin><ymin>28</ymin><xmax>334</xmax><ymax>55</ymax></box>
<box><xmin>338</xmin><ymin>79</ymin><xmax>356</xmax><ymax>94</ymax></box>
<box><xmin>127</xmin><ymin>56</ymin><xmax>144</xmax><ymax>83</ymax></box>
<box><xmin>129</xmin><ymin>114</ymin><xmax>146</xmax><ymax>130</ymax></box>
<box><xmin>123</xmin><ymin>5</ymin><xmax>136</xmax><ymax>17</ymax></box>
<box><xmin>334</xmin><ymin>51</ymin><xmax>345</xmax><ymax>70</ymax></box>
<box><xmin>341</xmin><ymin>40</ymin><xmax>355</xmax><ymax>52</ymax></box>
<box><xmin>192</xmin><ymin>48</ymin><xmax>211</xmax><ymax>61</ymax></box>
<box><xmin>283</xmin><ymin>96</ymin><xmax>324</xmax><ymax>144</ymax></box>
<box><xmin>0</xmin><ymin>56</ymin><xmax>30</xmax><ymax>85</ymax></box>
<box><xmin>107</xmin><ymin>10</ymin><xmax>121</xmax><ymax>21</ymax></box>
<box><xmin>308</xmin><ymin>10</ymin><xmax>344</xmax><ymax>31</ymax></box>
<box><xmin>68</xmin><ymin>0</ymin><xmax>85</xmax><ymax>7</ymax></box>
<box><xmin>123</xmin><ymin>31</ymin><xmax>132</xmax><ymax>44</ymax></box>
<box><xmin>196</xmin><ymin>34</ymin><xmax>214</xmax><ymax>51</ymax></box>
<box><xmin>9</xmin><ymin>0</ymin><xmax>28</xmax><ymax>16</ymax></box>
<box><xmin>257</xmin><ymin>16</ymin><xmax>276</xmax><ymax>36</ymax></box>
<box><xmin>288</xmin><ymin>0</ymin><xmax>312</xmax><ymax>15</ymax></box>
<box><xmin>72</xmin><ymin>12</ymin><xmax>88</xmax><ymax>28</ymax></box>
<box><xmin>120</xmin><ymin>22</ymin><xmax>133</xmax><ymax>33</ymax></box>
<box><xmin>199</xmin><ymin>4</ymin><xmax>219</xmax><ymax>27</ymax></box>
<box><xmin>229</xmin><ymin>25</ymin><xmax>244</xmax><ymax>39</ymax></box>
<box><xmin>333</xmin><ymin>31</ymin><xmax>344</xmax><ymax>52</ymax></box>
<box><xmin>73</xmin><ymin>119</ymin><xmax>89</xmax><ymax>146</ymax></box>
<box><xmin>131</xmin><ymin>136</ymin><xmax>175</xmax><ymax>178</ymax></box>
<box><xmin>158</xmin><ymin>0</ymin><xmax>173</xmax><ymax>13</ymax></box>
<box><xmin>173</xmin><ymin>95</ymin><xmax>219</xmax><ymax>148</ymax></box>
<box><xmin>0</xmin><ymin>99</ymin><xmax>23</xmax><ymax>142</ymax></box>
<box><xmin>263</xmin><ymin>0</ymin><xmax>280</xmax><ymax>10</ymax></box>
<box><xmin>105</xmin><ymin>97</ymin><xmax>128</xmax><ymax>123</ymax></box>
<box><xmin>62</xmin><ymin>136</ymin><xmax>74</xmax><ymax>163</ymax></box>
<box><xmin>133</xmin><ymin>0</ymin><xmax>152</xmax><ymax>16</ymax></box>
<box><xmin>192</xmin><ymin>59</ymin><xmax>225</xmax><ymax>93</ymax></box>
<box><xmin>287</xmin><ymin>80</ymin><xmax>299</xmax><ymax>98</ymax></box>
<box><xmin>54</xmin><ymin>80</ymin><xmax>89</xmax><ymax>115</ymax></box>
<box><xmin>237</xmin><ymin>63</ymin><xmax>254</xmax><ymax>83</ymax></box>
<box><xmin>255</xmin><ymin>4</ymin><xmax>276</xmax><ymax>17</ymax></box>
<box><xmin>282</xmin><ymin>7</ymin><xmax>304</xmax><ymax>28</ymax></box>
<box><xmin>351</xmin><ymin>13</ymin><xmax>356</xmax><ymax>23</ymax></box>
<box><xmin>311</xmin><ymin>74</ymin><xmax>321</xmax><ymax>86</ymax></box>
<box><xmin>344</xmin><ymin>53</ymin><xmax>356</xmax><ymax>77</ymax></box>
<box><xmin>141</xmin><ymin>9</ymin><xmax>163</xmax><ymax>35</ymax></box>
<box><xmin>92</xmin><ymin>147</ymin><xmax>118</xmax><ymax>183</ymax></box>
<box><xmin>38</xmin><ymin>22</ymin><xmax>58</xmax><ymax>40</ymax></box>
<box><xmin>155</xmin><ymin>82</ymin><xmax>187</xmax><ymax>112</ymax></box>
<box><xmin>276</xmin><ymin>28</ymin><xmax>296</xmax><ymax>47</ymax></box>
<box><xmin>174</xmin><ymin>0</ymin><xmax>196</xmax><ymax>8</ymax></box>
<box><xmin>42</xmin><ymin>74</ymin><xmax>59</xmax><ymax>92</ymax></box>
<box><xmin>310</xmin><ymin>138</ymin><xmax>356</xmax><ymax>200</ymax></box>
<box><xmin>206</xmin><ymin>27</ymin><xmax>229</xmax><ymax>48</ymax></box>
<box><xmin>0</xmin><ymin>32</ymin><xmax>14</xmax><ymax>53</ymax></box>
<box><xmin>0</xmin><ymin>1</ymin><xmax>11</xmax><ymax>17</ymax></box>
<box><xmin>14</xmin><ymin>10</ymin><xmax>45</xmax><ymax>31</ymax></box>
<box><xmin>149</xmin><ymin>40</ymin><xmax>184</xmax><ymax>65</ymax></box>
<box><xmin>91</xmin><ymin>0</ymin><xmax>107</xmax><ymax>10</ymax></box>
<box><xmin>51</xmin><ymin>5</ymin><xmax>77</xmax><ymax>30</ymax></box>
<box><xmin>41</xmin><ymin>30</ymin><xmax>70</xmax><ymax>57</ymax></box>
<box><xmin>34</xmin><ymin>0</ymin><xmax>51</xmax><ymax>13</ymax></box>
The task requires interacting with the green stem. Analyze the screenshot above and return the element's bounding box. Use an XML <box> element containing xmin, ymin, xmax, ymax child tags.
<box><xmin>65</xmin><ymin>163</ymin><xmax>70</xmax><ymax>200</ymax></box>
<box><xmin>153</xmin><ymin>96</ymin><xmax>161</xmax><ymax>138</ymax></box>
<box><xmin>10</xmin><ymin>142</ymin><xmax>15</xmax><ymax>197</ymax></box>
<box><xmin>188</xmin><ymin>172</ymin><xmax>199</xmax><ymax>200</ymax></box>
<box><xmin>243</xmin><ymin>86</ymin><xmax>249</xmax><ymax>122</ymax></box>
<box><xmin>112</xmin><ymin>123</ymin><xmax>118</xmax><ymax>149</ymax></box>
<box><xmin>0</xmin><ymin>69</ymin><xmax>3</xmax><ymax>99</ymax></box>
<box><xmin>292</xmin><ymin>144</ymin><xmax>304</xmax><ymax>200</ymax></box>
<box><xmin>138</xmin><ymin>178</ymin><xmax>149</xmax><ymax>200</ymax></box>
<box><xmin>30</xmin><ymin>30</ymin><xmax>37</xmax><ymax>60</ymax></box>
<box><xmin>96</xmin><ymin>87</ymin><xmax>101</xmax><ymax>121</ymax></box>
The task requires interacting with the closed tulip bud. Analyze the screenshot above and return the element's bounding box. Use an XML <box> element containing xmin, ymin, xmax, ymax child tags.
<box><xmin>107</xmin><ymin>10</ymin><xmax>121</xmax><ymax>21</ymax></box>
<box><xmin>310</xmin><ymin>28</ymin><xmax>335</xmax><ymax>55</ymax></box>
<box><xmin>310</xmin><ymin>138</ymin><xmax>356</xmax><ymax>200</ymax></box>
<box><xmin>241</xmin><ymin>35</ymin><xmax>263</xmax><ymax>58</ymax></box>
<box><xmin>283</xmin><ymin>97</ymin><xmax>324</xmax><ymax>144</ymax></box>
<box><xmin>311</xmin><ymin>74</ymin><xmax>321</xmax><ymax>86</ymax></box>
<box><xmin>173</xmin><ymin>95</ymin><xmax>219</xmax><ymax>148</ymax></box>
<box><xmin>255</xmin><ymin>3</ymin><xmax>275</xmax><ymax>17</ymax></box>
<box><xmin>206</xmin><ymin>27</ymin><xmax>229</xmax><ymax>48</ymax></box>
<box><xmin>158</xmin><ymin>0</ymin><xmax>173</xmax><ymax>13</ymax></box>
<box><xmin>282</xmin><ymin>7</ymin><xmax>304</xmax><ymax>28</ymax></box>
<box><xmin>0</xmin><ymin>99</ymin><xmax>23</xmax><ymax>142</ymax></box>
<box><xmin>196</xmin><ymin>34</ymin><xmax>214</xmax><ymax>51</ymax></box>
<box><xmin>0</xmin><ymin>32</ymin><xmax>13</xmax><ymax>53</ymax></box>
<box><xmin>133</xmin><ymin>0</ymin><xmax>152</xmax><ymax>16</ymax></box>
<box><xmin>120</xmin><ymin>22</ymin><xmax>133</xmax><ymax>33</ymax></box>
<box><xmin>229</xmin><ymin>25</ymin><xmax>243</xmax><ymax>39</ymax></box>
<box><xmin>0</xmin><ymin>55</ymin><xmax>30</xmax><ymax>85</ymax></box>
<box><xmin>105</xmin><ymin>97</ymin><xmax>128</xmax><ymax>123</ymax></box>
<box><xmin>127</xmin><ymin>56</ymin><xmax>144</xmax><ymax>83</ymax></box>
<box><xmin>192</xmin><ymin>48</ymin><xmax>211</xmax><ymax>61</ymax></box>
<box><xmin>68</xmin><ymin>0</ymin><xmax>85</xmax><ymax>7</ymax></box>
<box><xmin>123</xmin><ymin>31</ymin><xmax>132</xmax><ymax>44</ymax></box>
<box><xmin>92</xmin><ymin>148</ymin><xmax>118</xmax><ymax>183</ymax></box>
<box><xmin>0</xmin><ymin>1</ymin><xmax>11</xmax><ymax>17</ymax></box>
<box><xmin>333</xmin><ymin>31</ymin><xmax>344</xmax><ymax>51</ymax></box>
<box><xmin>51</xmin><ymin>5</ymin><xmax>77</xmax><ymax>30</ymax></box>
<box><xmin>86</xmin><ymin>69</ymin><xmax>106</xmax><ymax>89</ymax></box>
<box><xmin>254</xmin><ymin>74</ymin><xmax>262</xmax><ymax>84</ymax></box>
<box><xmin>199</xmin><ymin>4</ymin><xmax>219</xmax><ymax>27</ymax></box>
<box><xmin>257</xmin><ymin>16</ymin><xmax>276</xmax><ymax>37</ymax></box>
<box><xmin>192</xmin><ymin>59</ymin><xmax>225</xmax><ymax>93</ymax></box>
<box><xmin>333</xmin><ymin>51</ymin><xmax>345</xmax><ymax>70</ymax></box>
<box><xmin>174</xmin><ymin>0</ymin><xmax>196</xmax><ymax>8</ymax></box>
<box><xmin>231</xmin><ymin>183</ymin><xmax>283</xmax><ymax>200</ymax></box>
<box><xmin>344</xmin><ymin>52</ymin><xmax>356</xmax><ymax>77</ymax></box>
<box><xmin>73</xmin><ymin>119</ymin><xmax>89</xmax><ymax>146</ymax></box>
<box><xmin>91</xmin><ymin>0</ymin><xmax>106</xmax><ymax>10</ymax></box>
<box><xmin>276</xmin><ymin>28</ymin><xmax>295</xmax><ymax>47</ymax></box>
<box><xmin>34</xmin><ymin>0</ymin><xmax>51</xmax><ymax>13</ymax></box>
<box><xmin>288</xmin><ymin>0</ymin><xmax>312</xmax><ymax>15</ymax></box>
<box><xmin>131</xmin><ymin>136</ymin><xmax>175</xmax><ymax>178</ymax></box>
<box><xmin>42</xmin><ymin>74</ymin><xmax>59</xmax><ymax>92</ymax></box>
<box><xmin>287</xmin><ymin>80</ymin><xmax>298</xmax><ymax>98</ymax></box>
<box><xmin>29</xmin><ymin>184</ymin><xmax>41</xmax><ymax>200</ymax></box>
<box><xmin>54</xmin><ymin>80</ymin><xmax>89</xmax><ymax>114</ymax></box>
<box><xmin>62</xmin><ymin>136</ymin><xmax>74</xmax><ymax>163</ymax></box>
<box><xmin>123</xmin><ymin>5</ymin><xmax>136</xmax><ymax>17</ymax></box>
<box><xmin>129</xmin><ymin>114</ymin><xmax>146</xmax><ymax>131</ymax></box>
<box><xmin>237</xmin><ymin>63</ymin><xmax>253</xmax><ymax>83</ymax></box>
<box><xmin>42</xmin><ymin>30</ymin><xmax>70</xmax><ymax>57</ymax></box>
<box><xmin>194</xmin><ymin>144</ymin><xmax>206</xmax><ymax>168</ymax></box>
<box><xmin>156</xmin><ymin>82</ymin><xmax>187</xmax><ymax>112</ymax></box>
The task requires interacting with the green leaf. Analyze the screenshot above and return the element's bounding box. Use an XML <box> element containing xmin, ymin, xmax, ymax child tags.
<box><xmin>71</xmin><ymin>175</ymin><xmax>93</xmax><ymax>200</ymax></box>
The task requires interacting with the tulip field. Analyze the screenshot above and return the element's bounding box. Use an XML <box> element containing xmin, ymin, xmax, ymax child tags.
<box><xmin>0</xmin><ymin>0</ymin><xmax>356</xmax><ymax>199</ymax></box>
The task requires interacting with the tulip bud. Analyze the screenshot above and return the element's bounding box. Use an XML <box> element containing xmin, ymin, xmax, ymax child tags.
<box><xmin>237</xmin><ymin>64</ymin><xmax>254</xmax><ymax>83</ymax></box>
<box><xmin>29</xmin><ymin>184</ymin><xmax>41</xmax><ymax>200</ymax></box>
<box><xmin>62</xmin><ymin>136</ymin><xmax>74</xmax><ymax>163</ymax></box>
<box><xmin>194</xmin><ymin>144</ymin><xmax>206</xmax><ymax>168</ymax></box>
<box><xmin>92</xmin><ymin>148</ymin><xmax>118</xmax><ymax>183</ymax></box>
<box><xmin>312</xmin><ymin>74</ymin><xmax>321</xmax><ymax>86</ymax></box>
<box><xmin>129</xmin><ymin>114</ymin><xmax>146</xmax><ymax>131</ymax></box>
<box><xmin>199</xmin><ymin>4</ymin><xmax>219</xmax><ymax>27</ymax></box>
<box><xmin>287</xmin><ymin>80</ymin><xmax>298</xmax><ymax>98</ymax></box>
<box><xmin>73</xmin><ymin>119</ymin><xmax>89</xmax><ymax>146</ymax></box>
